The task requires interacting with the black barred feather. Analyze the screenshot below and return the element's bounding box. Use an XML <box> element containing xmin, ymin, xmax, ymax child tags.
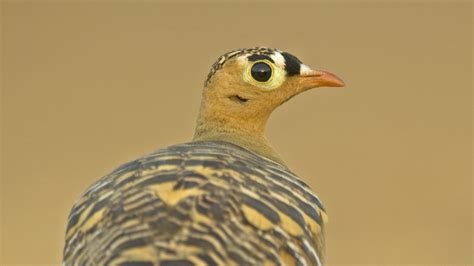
<box><xmin>63</xmin><ymin>141</ymin><xmax>327</xmax><ymax>265</ymax></box>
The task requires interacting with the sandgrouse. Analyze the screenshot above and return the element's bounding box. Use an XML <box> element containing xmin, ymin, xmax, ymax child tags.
<box><xmin>63</xmin><ymin>47</ymin><xmax>345</xmax><ymax>266</ymax></box>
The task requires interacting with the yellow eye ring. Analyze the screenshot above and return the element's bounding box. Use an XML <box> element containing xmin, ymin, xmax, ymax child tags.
<box><xmin>247</xmin><ymin>60</ymin><xmax>274</xmax><ymax>84</ymax></box>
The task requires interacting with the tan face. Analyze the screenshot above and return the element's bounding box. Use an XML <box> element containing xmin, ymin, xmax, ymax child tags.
<box><xmin>203</xmin><ymin>50</ymin><xmax>345</xmax><ymax>122</ymax></box>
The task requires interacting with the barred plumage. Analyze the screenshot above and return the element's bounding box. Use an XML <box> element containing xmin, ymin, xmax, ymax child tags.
<box><xmin>63</xmin><ymin>141</ymin><xmax>327</xmax><ymax>265</ymax></box>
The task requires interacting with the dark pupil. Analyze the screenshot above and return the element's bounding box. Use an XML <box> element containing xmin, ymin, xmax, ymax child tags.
<box><xmin>251</xmin><ymin>62</ymin><xmax>272</xmax><ymax>82</ymax></box>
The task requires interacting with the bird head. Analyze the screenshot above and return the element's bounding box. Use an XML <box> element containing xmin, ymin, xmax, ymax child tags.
<box><xmin>194</xmin><ymin>47</ymin><xmax>345</xmax><ymax>163</ymax></box>
<box><xmin>202</xmin><ymin>47</ymin><xmax>344</xmax><ymax>119</ymax></box>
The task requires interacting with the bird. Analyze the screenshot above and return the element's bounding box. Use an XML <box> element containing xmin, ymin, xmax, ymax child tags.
<box><xmin>62</xmin><ymin>47</ymin><xmax>344</xmax><ymax>266</ymax></box>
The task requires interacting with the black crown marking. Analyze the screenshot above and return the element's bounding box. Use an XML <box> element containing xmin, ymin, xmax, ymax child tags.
<box><xmin>205</xmin><ymin>47</ymin><xmax>279</xmax><ymax>86</ymax></box>
<box><xmin>204</xmin><ymin>47</ymin><xmax>305</xmax><ymax>86</ymax></box>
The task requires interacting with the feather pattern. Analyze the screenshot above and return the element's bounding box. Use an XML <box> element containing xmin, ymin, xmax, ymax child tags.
<box><xmin>63</xmin><ymin>141</ymin><xmax>327</xmax><ymax>266</ymax></box>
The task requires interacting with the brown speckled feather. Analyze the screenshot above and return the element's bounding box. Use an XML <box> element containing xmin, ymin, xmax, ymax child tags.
<box><xmin>63</xmin><ymin>141</ymin><xmax>327</xmax><ymax>266</ymax></box>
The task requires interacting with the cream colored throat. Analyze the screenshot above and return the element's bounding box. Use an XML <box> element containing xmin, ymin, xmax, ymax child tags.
<box><xmin>193</xmin><ymin>124</ymin><xmax>285</xmax><ymax>165</ymax></box>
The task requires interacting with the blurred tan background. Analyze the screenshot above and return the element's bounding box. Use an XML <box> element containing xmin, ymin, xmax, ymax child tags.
<box><xmin>1</xmin><ymin>1</ymin><xmax>472</xmax><ymax>265</ymax></box>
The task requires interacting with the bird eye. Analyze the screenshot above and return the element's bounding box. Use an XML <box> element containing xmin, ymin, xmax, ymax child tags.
<box><xmin>251</xmin><ymin>62</ymin><xmax>272</xmax><ymax>82</ymax></box>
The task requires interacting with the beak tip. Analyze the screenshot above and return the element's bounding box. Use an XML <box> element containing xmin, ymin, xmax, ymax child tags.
<box><xmin>334</xmin><ymin>79</ymin><xmax>346</xmax><ymax>87</ymax></box>
<box><xmin>311</xmin><ymin>70</ymin><xmax>346</xmax><ymax>88</ymax></box>
<box><xmin>299</xmin><ymin>69</ymin><xmax>345</xmax><ymax>88</ymax></box>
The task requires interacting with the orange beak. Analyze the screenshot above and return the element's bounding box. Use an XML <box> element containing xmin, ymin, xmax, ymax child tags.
<box><xmin>299</xmin><ymin>69</ymin><xmax>345</xmax><ymax>88</ymax></box>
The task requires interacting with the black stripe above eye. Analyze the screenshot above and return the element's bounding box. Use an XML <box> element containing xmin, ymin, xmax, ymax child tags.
<box><xmin>281</xmin><ymin>52</ymin><xmax>301</xmax><ymax>76</ymax></box>
<box><xmin>247</xmin><ymin>54</ymin><xmax>274</xmax><ymax>62</ymax></box>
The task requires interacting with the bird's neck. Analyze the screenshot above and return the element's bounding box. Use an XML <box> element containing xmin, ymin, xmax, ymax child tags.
<box><xmin>192</xmin><ymin>105</ymin><xmax>285</xmax><ymax>165</ymax></box>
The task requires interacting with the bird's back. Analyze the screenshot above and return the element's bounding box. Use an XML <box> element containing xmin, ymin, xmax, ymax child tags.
<box><xmin>63</xmin><ymin>141</ymin><xmax>327</xmax><ymax>266</ymax></box>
